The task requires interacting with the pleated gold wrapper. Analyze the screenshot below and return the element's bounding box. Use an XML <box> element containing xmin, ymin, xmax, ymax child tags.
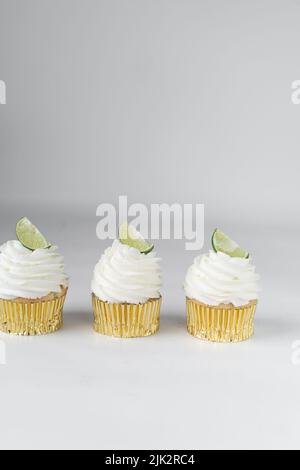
<box><xmin>0</xmin><ymin>288</ymin><xmax>68</xmax><ymax>336</ymax></box>
<box><xmin>186</xmin><ymin>298</ymin><xmax>257</xmax><ymax>343</ymax></box>
<box><xmin>92</xmin><ymin>294</ymin><xmax>162</xmax><ymax>338</ymax></box>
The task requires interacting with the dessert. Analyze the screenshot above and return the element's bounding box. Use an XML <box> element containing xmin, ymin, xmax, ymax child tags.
<box><xmin>184</xmin><ymin>229</ymin><xmax>260</xmax><ymax>342</ymax></box>
<box><xmin>0</xmin><ymin>218</ymin><xmax>68</xmax><ymax>335</ymax></box>
<box><xmin>92</xmin><ymin>223</ymin><xmax>162</xmax><ymax>337</ymax></box>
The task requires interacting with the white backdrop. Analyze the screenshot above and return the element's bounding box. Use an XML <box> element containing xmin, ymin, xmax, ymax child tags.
<box><xmin>0</xmin><ymin>0</ymin><xmax>300</xmax><ymax>450</ymax></box>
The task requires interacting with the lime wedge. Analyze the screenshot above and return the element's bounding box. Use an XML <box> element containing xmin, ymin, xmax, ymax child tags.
<box><xmin>16</xmin><ymin>217</ymin><xmax>51</xmax><ymax>251</ymax></box>
<box><xmin>211</xmin><ymin>229</ymin><xmax>249</xmax><ymax>258</ymax></box>
<box><xmin>119</xmin><ymin>222</ymin><xmax>154</xmax><ymax>254</ymax></box>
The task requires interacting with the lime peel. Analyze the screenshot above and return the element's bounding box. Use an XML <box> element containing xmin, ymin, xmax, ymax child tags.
<box><xmin>211</xmin><ymin>228</ymin><xmax>249</xmax><ymax>259</ymax></box>
<box><xmin>119</xmin><ymin>222</ymin><xmax>154</xmax><ymax>254</ymax></box>
<box><xmin>16</xmin><ymin>217</ymin><xmax>51</xmax><ymax>251</ymax></box>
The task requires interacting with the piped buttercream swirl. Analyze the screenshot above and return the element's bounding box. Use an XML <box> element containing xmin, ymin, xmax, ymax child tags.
<box><xmin>0</xmin><ymin>241</ymin><xmax>68</xmax><ymax>300</ymax></box>
<box><xmin>92</xmin><ymin>240</ymin><xmax>162</xmax><ymax>304</ymax></box>
<box><xmin>184</xmin><ymin>250</ymin><xmax>260</xmax><ymax>307</ymax></box>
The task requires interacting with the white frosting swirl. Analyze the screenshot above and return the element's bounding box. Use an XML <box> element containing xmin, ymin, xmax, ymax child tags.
<box><xmin>184</xmin><ymin>250</ymin><xmax>260</xmax><ymax>306</ymax></box>
<box><xmin>92</xmin><ymin>240</ymin><xmax>162</xmax><ymax>304</ymax></box>
<box><xmin>0</xmin><ymin>241</ymin><xmax>68</xmax><ymax>300</ymax></box>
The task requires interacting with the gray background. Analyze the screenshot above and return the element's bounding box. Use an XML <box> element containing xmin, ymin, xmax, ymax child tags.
<box><xmin>0</xmin><ymin>0</ymin><xmax>300</xmax><ymax>450</ymax></box>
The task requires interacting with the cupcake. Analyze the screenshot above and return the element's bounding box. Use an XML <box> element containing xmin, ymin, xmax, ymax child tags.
<box><xmin>0</xmin><ymin>218</ymin><xmax>68</xmax><ymax>335</ymax></box>
<box><xmin>92</xmin><ymin>223</ymin><xmax>162</xmax><ymax>338</ymax></box>
<box><xmin>184</xmin><ymin>229</ymin><xmax>260</xmax><ymax>342</ymax></box>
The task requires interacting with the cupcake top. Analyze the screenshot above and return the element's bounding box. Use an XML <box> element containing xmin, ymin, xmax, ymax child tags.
<box><xmin>0</xmin><ymin>218</ymin><xmax>68</xmax><ymax>300</ymax></box>
<box><xmin>184</xmin><ymin>229</ymin><xmax>260</xmax><ymax>307</ymax></box>
<box><xmin>0</xmin><ymin>241</ymin><xmax>68</xmax><ymax>300</ymax></box>
<box><xmin>92</xmin><ymin>224</ymin><xmax>162</xmax><ymax>304</ymax></box>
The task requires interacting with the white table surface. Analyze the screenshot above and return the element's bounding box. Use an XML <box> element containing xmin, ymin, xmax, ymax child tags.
<box><xmin>0</xmin><ymin>221</ymin><xmax>299</xmax><ymax>450</ymax></box>
<box><xmin>1</xmin><ymin>290</ymin><xmax>300</xmax><ymax>450</ymax></box>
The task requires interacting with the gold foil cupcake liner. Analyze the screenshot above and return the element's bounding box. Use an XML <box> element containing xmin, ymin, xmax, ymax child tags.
<box><xmin>186</xmin><ymin>298</ymin><xmax>257</xmax><ymax>343</ymax></box>
<box><xmin>92</xmin><ymin>295</ymin><xmax>162</xmax><ymax>338</ymax></box>
<box><xmin>0</xmin><ymin>288</ymin><xmax>68</xmax><ymax>336</ymax></box>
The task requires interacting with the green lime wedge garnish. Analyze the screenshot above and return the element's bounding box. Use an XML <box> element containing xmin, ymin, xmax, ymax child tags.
<box><xmin>211</xmin><ymin>229</ymin><xmax>249</xmax><ymax>258</ymax></box>
<box><xmin>119</xmin><ymin>222</ymin><xmax>154</xmax><ymax>254</ymax></box>
<box><xmin>16</xmin><ymin>217</ymin><xmax>51</xmax><ymax>251</ymax></box>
